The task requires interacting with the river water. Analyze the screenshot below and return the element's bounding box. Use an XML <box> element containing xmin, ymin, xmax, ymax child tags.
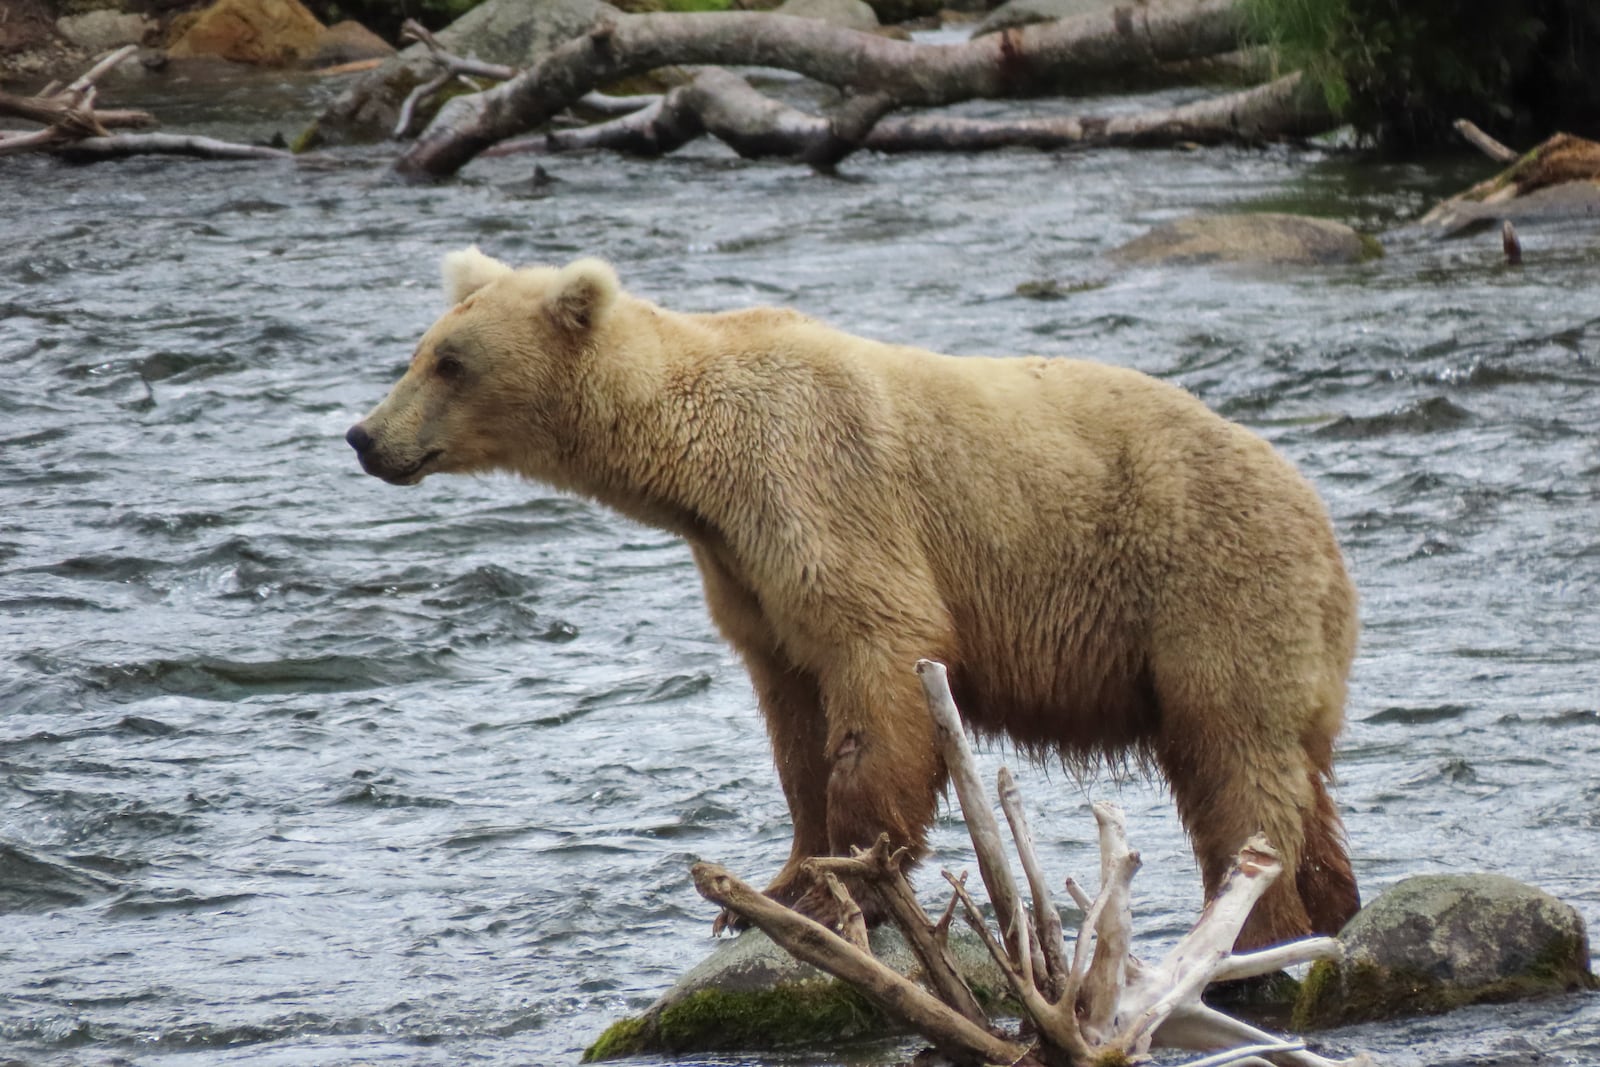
<box><xmin>2</xmin><ymin>68</ymin><xmax>1597</xmax><ymax>1067</ymax></box>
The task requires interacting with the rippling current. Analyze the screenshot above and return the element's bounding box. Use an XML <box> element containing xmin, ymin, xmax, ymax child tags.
<box><xmin>2</xmin><ymin>68</ymin><xmax>1598</xmax><ymax>1067</ymax></box>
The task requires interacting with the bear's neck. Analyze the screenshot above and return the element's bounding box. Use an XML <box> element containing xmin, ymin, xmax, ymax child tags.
<box><xmin>556</xmin><ymin>308</ymin><xmax>745</xmax><ymax>546</ymax></box>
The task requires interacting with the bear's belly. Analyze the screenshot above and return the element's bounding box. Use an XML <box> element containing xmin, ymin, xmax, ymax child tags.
<box><xmin>951</xmin><ymin>660</ymin><xmax>1159</xmax><ymax>762</ymax></box>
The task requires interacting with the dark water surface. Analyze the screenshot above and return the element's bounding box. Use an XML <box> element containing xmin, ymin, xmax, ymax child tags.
<box><xmin>2</xmin><ymin>71</ymin><xmax>1598</xmax><ymax>1066</ymax></box>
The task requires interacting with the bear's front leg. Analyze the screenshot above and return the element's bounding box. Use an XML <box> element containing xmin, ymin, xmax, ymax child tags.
<box><xmin>788</xmin><ymin>650</ymin><xmax>948</xmax><ymax>926</ymax></box>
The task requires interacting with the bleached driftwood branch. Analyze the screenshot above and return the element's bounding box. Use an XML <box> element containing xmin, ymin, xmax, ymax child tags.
<box><xmin>0</xmin><ymin>46</ymin><xmax>295</xmax><ymax>163</ymax></box>
<box><xmin>395</xmin><ymin>0</ymin><xmax>1275</xmax><ymax>177</ymax></box>
<box><xmin>693</xmin><ymin>658</ymin><xmax>1370</xmax><ymax>1067</ymax></box>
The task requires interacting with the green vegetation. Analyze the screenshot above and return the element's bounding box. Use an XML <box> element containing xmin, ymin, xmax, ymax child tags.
<box><xmin>1244</xmin><ymin>0</ymin><xmax>1600</xmax><ymax>147</ymax></box>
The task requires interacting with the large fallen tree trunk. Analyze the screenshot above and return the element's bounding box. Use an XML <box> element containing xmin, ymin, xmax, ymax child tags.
<box><xmin>692</xmin><ymin>659</ymin><xmax>1372</xmax><ymax>1067</ymax></box>
<box><xmin>396</xmin><ymin>0</ymin><xmax>1268</xmax><ymax>178</ymax></box>
<box><xmin>493</xmin><ymin>66</ymin><xmax>1324</xmax><ymax>160</ymax></box>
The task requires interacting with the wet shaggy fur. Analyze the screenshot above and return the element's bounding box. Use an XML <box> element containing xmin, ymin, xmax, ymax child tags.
<box><xmin>349</xmin><ymin>248</ymin><xmax>1362</xmax><ymax>949</ymax></box>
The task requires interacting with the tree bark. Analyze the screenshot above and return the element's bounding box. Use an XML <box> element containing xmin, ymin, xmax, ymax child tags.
<box><xmin>397</xmin><ymin>0</ymin><xmax>1249</xmax><ymax>178</ymax></box>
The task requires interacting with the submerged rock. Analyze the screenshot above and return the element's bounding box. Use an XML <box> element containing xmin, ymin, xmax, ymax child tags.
<box><xmin>584</xmin><ymin>924</ymin><xmax>1008</xmax><ymax>1059</ymax></box>
<box><xmin>302</xmin><ymin>0</ymin><xmax>617</xmax><ymax>147</ymax></box>
<box><xmin>1295</xmin><ymin>873</ymin><xmax>1595</xmax><ymax>1029</ymax></box>
<box><xmin>1112</xmin><ymin>212</ymin><xmax>1381</xmax><ymax>267</ymax></box>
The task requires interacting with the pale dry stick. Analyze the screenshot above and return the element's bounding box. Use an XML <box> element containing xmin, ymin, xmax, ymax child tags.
<box><xmin>1212</xmin><ymin>937</ymin><xmax>1342</xmax><ymax>984</ymax></box>
<box><xmin>806</xmin><ymin>843</ymin><xmax>987</xmax><ymax>1024</ymax></box>
<box><xmin>1181</xmin><ymin>1042</ymin><xmax>1310</xmax><ymax>1067</ymax></box>
<box><xmin>942</xmin><ymin>868</ymin><xmax>1094</xmax><ymax>1063</ymax></box>
<box><xmin>65</xmin><ymin>44</ymin><xmax>140</xmax><ymax>97</ymax></box>
<box><xmin>55</xmin><ymin>133</ymin><xmax>294</xmax><ymax>160</ymax></box>
<box><xmin>691</xmin><ymin>861</ymin><xmax>1027</xmax><ymax>1066</ymax></box>
<box><xmin>916</xmin><ymin>659</ymin><xmax>1029</xmax><ymax>966</ymax></box>
<box><xmin>997</xmin><ymin>766</ymin><xmax>1070</xmax><ymax>1001</ymax></box>
<box><xmin>0</xmin><ymin>128</ymin><xmax>61</xmax><ymax>155</ymax></box>
<box><xmin>822</xmin><ymin>872</ymin><xmax>870</xmax><ymax>953</ymax></box>
<box><xmin>1155</xmin><ymin>1002</ymin><xmax>1370</xmax><ymax>1067</ymax></box>
<box><xmin>1454</xmin><ymin>117</ymin><xmax>1518</xmax><ymax>163</ymax></box>
<box><xmin>1112</xmin><ymin>838</ymin><xmax>1283</xmax><ymax>1052</ymax></box>
<box><xmin>1076</xmin><ymin>803</ymin><xmax>1140</xmax><ymax>1040</ymax></box>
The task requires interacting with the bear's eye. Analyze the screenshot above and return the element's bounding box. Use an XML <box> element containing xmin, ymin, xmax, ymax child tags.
<box><xmin>435</xmin><ymin>354</ymin><xmax>465</xmax><ymax>380</ymax></box>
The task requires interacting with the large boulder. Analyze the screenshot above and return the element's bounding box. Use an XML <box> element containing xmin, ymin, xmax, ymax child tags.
<box><xmin>1111</xmin><ymin>212</ymin><xmax>1381</xmax><ymax>267</ymax></box>
<box><xmin>302</xmin><ymin>0</ymin><xmax>618</xmax><ymax>147</ymax></box>
<box><xmin>309</xmin><ymin>20</ymin><xmax>396</xmax><ymax>69</ymax></box>
<box><xmin>167</xmin><ymin>0</ymin><xmax>328</xmax><ymax>67</ymax></box>
<box><xmin>1295</xmin><ymin>873</ymin><xmax>1595</xmax><ymax>1029</ymax></box>
<box><xmin>584</xmin><ymin>925</ymin><xmax>1009</xmax><ymax>1059</ymax></box>
<box><xmin>56</xmin><ymin>10</ymin><xmax>155</xmax><ymax>52</ymax></box>
<box><xmin>776</xmin><ymin>0</ymin><xmax>879</xmax><ymax>31</ymax></box>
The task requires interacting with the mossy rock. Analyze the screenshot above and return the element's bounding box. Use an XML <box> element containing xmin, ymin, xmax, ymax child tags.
<box><xmin>584</xmin><ymin>923</ymin><xmax>1012</xmax><ymax>1059</ymax></box>
<box><xmin>1294</xmin><ymin>873</ymin><xmax>1596</xmax><ymax>1030</ymax></box>
<box><xmin>1111</xmin><ymin>213</ymin><xmax>1382</xmax><ymax>268</ymax></box>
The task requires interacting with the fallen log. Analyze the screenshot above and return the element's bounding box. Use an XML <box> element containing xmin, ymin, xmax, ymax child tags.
<box><xmin>395</xmin><ymin>0</ymin><xmax>1259</xmax><ymax>178</ymax></box>
<box><xmin>693</xmin><ymin>659</ymin><xmax>1372</xmax><ymax>1067</ymax></box>
<box><xmin>492</xmin><ymin>66</ymin><xmax>1325</xmax><ymax>160</ymax></box>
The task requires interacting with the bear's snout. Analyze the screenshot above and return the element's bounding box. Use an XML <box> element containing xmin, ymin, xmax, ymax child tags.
<box><xmin>345</xmin><ymin>424</ymin><xmax>374</xmax><ymax>455</ymax></box>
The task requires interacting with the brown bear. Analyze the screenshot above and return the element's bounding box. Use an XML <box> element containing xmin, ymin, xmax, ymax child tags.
<box><xmin>347</xmin><ymin>248</ymin><xmax>1361</xmax><ymax>950</ymax></box>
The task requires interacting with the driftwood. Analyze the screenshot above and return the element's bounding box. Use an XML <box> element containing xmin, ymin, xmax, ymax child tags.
<box><xmin>392</xmin><ymin>0</ymin><xmax>1341</xmax><ymax>178</ymax></box>
<box><xmin>487</xmin><ymin>66</ymin><xmax>1325</xmax><ymax>160</ymax></box>
<box><xmin>0</xmin><ymin>46</ymin><xmax>294</xmax><ymax>163</ymax></box>
<box><xmin>1421</xmin><ymin>124</ymin><xmax>1600</xmax><ymax>233</ymax></box>
<box><xmin>0</xmin><ymin>45</ymin><xmax>153</xmax><ymax>155</ymax></box>
<box><xmin>693</xmin><ymin>659</ymin><xmax>1371</xmax><ymax>1067</ymax></box>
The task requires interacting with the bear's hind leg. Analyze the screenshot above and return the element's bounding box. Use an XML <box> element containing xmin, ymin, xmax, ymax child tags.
<box><xmin>1156</xmin><ymin>724</ymin><xmax>1325</xmax><ymax>952</ymax></box>
<box><xmin>1297</xmin><ymin>769</ymin><xmax>1360</xmax><ymax>936</ymax></box>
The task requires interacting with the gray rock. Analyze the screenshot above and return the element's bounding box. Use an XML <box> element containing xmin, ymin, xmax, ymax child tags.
<box><xmin>1111</xmin><ymin>212</ymin><xmax>1381</xmax><ymax>267</ymax></box>
<box><xmin>1295</xmin><ymin>873</ymin><xmax>1595</xmax><ymax>1028</ymax></box>
<box><xmin>972</xmin><ymin>0</ymin><xmax>1115</xmax><ymax>38</ymax></box>
<box><xmin>56</xmin><ymin>10</ymin><xmax>153</xmax><ymax>51</ymax></box>
<box><xmin>777</xmin><ymin>0</ymin><xmax>880</xmax><ymax>31</ymax></box>
<box><xmin>584</xmin><ymin>924</ymin><xmax>1010</xmax><ymax>1059</ymax></box>
<box><xmin>309</xmin><ymin>20</ymin><xmax>396</xmax><ymax>69</ymax></box>
<box><xmin>302</xmin><ymin>0</ymin><xmax>618</xmax><ymax>147</ymax></box>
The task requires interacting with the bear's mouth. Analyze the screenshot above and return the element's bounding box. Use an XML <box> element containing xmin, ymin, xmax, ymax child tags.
<box><xmin>379</xmin><ymin>448</ymin><xmax>444</xmax><ymax>486</ymax></box>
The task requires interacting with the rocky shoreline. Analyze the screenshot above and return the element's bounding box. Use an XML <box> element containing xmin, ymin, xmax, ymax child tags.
<box><xmin>0</xmin><ymin>0</ymin><xmax>394</xmax><ymax>87</ymax></box>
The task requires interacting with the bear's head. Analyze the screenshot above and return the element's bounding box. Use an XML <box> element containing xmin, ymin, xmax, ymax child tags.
<box><xmin>346</xmin><ymin>247</ymin><xmax>619</xmax><ymax>486</ymax></box>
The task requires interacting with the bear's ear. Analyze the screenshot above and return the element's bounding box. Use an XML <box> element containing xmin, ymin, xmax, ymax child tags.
<box><xmin>442</xmin><ymin>246</ymin><xmax>513</xmax><ymax>305</ymax></box>
<box><xmin>546</xmin><ymin>257</ymin><xmax>619</xmax><ymax>335</ymax></box>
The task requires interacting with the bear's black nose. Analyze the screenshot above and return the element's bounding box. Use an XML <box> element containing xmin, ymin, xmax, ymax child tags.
<box><xmin>346</xmin><ymin>424</ymin><xmax>374</xmax><ymax>454</ymax></box>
